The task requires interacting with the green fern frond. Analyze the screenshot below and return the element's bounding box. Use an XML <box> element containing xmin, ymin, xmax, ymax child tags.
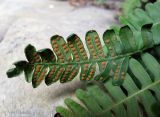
<box><xmin>7</xmin><ymin>2</ymin><xmax>160</xmax><ymax>88</ymax></box>
<box><xmin>56</xmin><ymin>49</ymin><xmax>160</xmax><ymax>117</ymax></box>
<box><xmin>6</xmin><ymin>30</ymin><xmax>130</xmax><ymax>88</ymax></box>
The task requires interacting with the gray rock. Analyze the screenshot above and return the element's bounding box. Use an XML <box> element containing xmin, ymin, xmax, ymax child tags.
<box><xmin>0</xmin><ymin>0</ymin><xmax>73</xmax><ymax>42</ymax></box>
<box><xmin>0</xmin><ymin>0</ymin><xmax>116</xmax><ymax>116</ymax></box>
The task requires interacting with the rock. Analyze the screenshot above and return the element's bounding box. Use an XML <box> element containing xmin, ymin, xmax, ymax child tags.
<box><xmin>0</xmin><ymin>0</ymin><xmax>73</xmax><ymax>42</ymax></box>
<box><xmin>0</xmin><ymin>0</ymin><xmax>116</xmax><ymax>116</ymax></box>
<box><xmin>0</xmin><ymin>16</ymin><xmax>14</xmax><ymax>42</ymax></box>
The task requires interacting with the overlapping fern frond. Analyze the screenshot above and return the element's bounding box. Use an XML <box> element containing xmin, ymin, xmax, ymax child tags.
<box><xmin>56</xmin><ymin>50</ymin><xmax>160</xmax><ymax>117</ymax></box>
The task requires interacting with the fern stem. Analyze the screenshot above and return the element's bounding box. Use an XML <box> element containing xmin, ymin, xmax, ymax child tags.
<box><xmin>96</xmin><ymin>79</ymin><xmax>160</xmax><ymax>115</ymax></box>
<box><xmin>30</xmin><ymin>45</ymin><xmax>158</xmax><ymax>66</ymax></box>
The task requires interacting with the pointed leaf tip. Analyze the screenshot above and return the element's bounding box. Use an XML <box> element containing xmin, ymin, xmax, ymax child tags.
<box><xmin>6</xmin><ymin>68</ymin><xmax>21</xmax><ymax>78</ymax></box>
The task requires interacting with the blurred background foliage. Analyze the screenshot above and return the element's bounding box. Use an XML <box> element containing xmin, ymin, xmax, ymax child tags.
<box><xmin>65</xmin><ymin>0</ymin><xmax>159</xmax><ymax>17</ymax></box>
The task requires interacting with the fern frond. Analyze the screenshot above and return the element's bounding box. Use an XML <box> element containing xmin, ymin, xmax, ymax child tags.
<box><xmin>7</xmin><ymin>2</ymin><xmax>160</xmax><ymax>88</ymax></box>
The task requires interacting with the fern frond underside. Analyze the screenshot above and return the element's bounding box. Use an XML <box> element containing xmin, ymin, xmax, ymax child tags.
<box><xmin>7</xmin><ymin>2</ymin><xmax>160</xmax><ymax>88</ymax></box>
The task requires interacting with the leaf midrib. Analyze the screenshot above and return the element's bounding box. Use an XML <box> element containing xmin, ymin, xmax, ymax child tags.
<box><xmin>96</xmin><ymin>79</ymin><xmax>160</xmax><ymax>115</ymax></box>
<box><xmin>29</xmin><ymin>45</ymin><xmax>156</xmax><ymax>66</ymax></box>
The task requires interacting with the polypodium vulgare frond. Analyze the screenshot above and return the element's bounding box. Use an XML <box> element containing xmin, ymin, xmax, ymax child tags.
<box><xmin>6</xmin><ymin>30</ymin><xmax>130</xmax><ymax>88</ymax></box>
<box><xmin>7</xmin><ymin>2</ymin><xmax>160</xmax><ymax>88</ymax></box>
